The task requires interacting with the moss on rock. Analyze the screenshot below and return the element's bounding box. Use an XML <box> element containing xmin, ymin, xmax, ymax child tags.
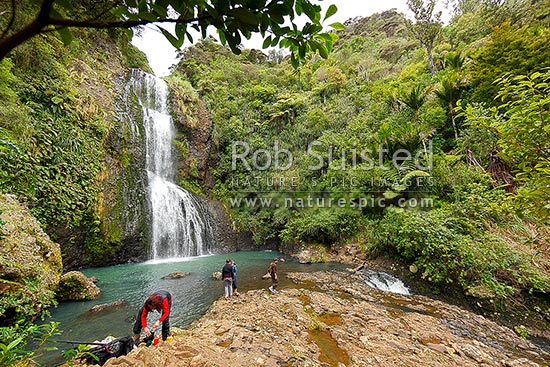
<box><xmin>56</xmin><ymin>271</ymin><xmax>100</xmax><ymax>301</ymax></box>
<box><xmin>0</xmin><ymin>193</ymin><xmax>62</xmax><ymax>325</ymax></box>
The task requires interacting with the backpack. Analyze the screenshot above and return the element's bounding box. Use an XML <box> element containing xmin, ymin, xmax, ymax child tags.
<box><xmin>78</xmin><ymin>336</ymin><xmax>135</xmax><ymax>365</ymax></box>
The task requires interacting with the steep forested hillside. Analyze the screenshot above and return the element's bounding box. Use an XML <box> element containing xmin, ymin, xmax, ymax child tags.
<box><xmin>0</xmin><ymin>2</ymin><xmax>151</xmax><ymax>268</ymax></box>
<box><xmin>170</xmin><ymin>2</ymin><xmax>550</xmax><ymax>305</ymax></box>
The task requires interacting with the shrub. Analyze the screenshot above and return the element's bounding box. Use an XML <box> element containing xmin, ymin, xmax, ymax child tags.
<box><xmin>281</xmin><ymin>208</ymin><xmax>361</xmax><ymax>246</ymax></box>
<box><xmin>374</xmin><ymin>207</ymin><xmax>548</xmax><ymax>299</ymax></box>
<box><xmin>0</xmin><ymin>321</ymin><xmax>60</xmax><ymax>367</ymax></box>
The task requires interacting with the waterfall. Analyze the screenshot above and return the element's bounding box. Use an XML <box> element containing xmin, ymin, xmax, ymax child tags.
<box><xmin>362</xmin><ymin>269</ymin><xmax>410</xmax><ymax>295</ymax></box>
<box><xmin>127</xmin><ymin>69</ymin><xmax>213</xmax><ymax>259</ymax></box>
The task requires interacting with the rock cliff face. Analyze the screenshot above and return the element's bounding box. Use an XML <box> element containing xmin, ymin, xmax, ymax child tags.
<box><xmin>69</xmin><ymin>271</ymin><xmax>549</xmax><ymax>367</ymax></box>
<box><xmin>94</xmin><ymin>72</ymin><xmax>151</xmax><ymax>266</ymax></box>
<box><xmin>0</xmin><ymin>194</ymin><xmax>62</xmax><ymax>325</ymax></box>
<box><xmin>60</xmin><ymin>71</ymin><xmax>151</xmax><ymax>269</ymax></box>
<box><xmin>169</xmin><ymin>79</ymin><xmax>215</xmax><ymax>190</ymax></box>
<box><xmin>205</xmin><ymin>199</ymin><xmax>257</xmax><ymax>253</ymax></box>
<box><xmin>169</xmin><ymin>81</ymin><xmax>259</xmax><ymax>254</ymax></box>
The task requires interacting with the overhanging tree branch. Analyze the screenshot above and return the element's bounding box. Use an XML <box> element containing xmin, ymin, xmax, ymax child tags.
<box><xmin>1</xmin><ymin>0</ymin><xmax>17</xmax><ymax>39</ymax></box>
<box><xmin>0</xmin><ymin>0</ymin><xmax>337</xmax><ymax>66</ymax></box>
<box><xmin>0</xmin><ymin>0</ymin><xmax>56</xmax><ymax>60</ymax></box>
<box><xmin>0</xmin><ymin>14</ymin><xmax>207</xmax><ymax>61</ymax></box>
<box><xmin>48</xmin><ymin>16</ymin><xmax>205</xmax><ymax>29</ymax></box>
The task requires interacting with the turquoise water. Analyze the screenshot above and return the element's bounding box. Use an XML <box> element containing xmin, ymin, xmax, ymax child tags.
<box><xmin>40</xmin><ymin>251</ymin><xmax>337</xmax><ymax>366</ymax></box>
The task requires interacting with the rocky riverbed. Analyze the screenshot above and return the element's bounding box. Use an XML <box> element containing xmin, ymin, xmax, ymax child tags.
<box><xmin>68</xmin><ymin>270</ymin><xmax>550</xmax><ymax>367</ymax></box>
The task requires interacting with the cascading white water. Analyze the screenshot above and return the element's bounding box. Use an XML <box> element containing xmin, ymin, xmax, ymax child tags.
<box><xmin>128</xmin><ymin>69</ymin><xmax>212</xmax><ymax>259</ymax></box>
<box><xmin>363</xmin><ymin>269</ymin><xmax>410</xmax><ymax>295</ymax></box>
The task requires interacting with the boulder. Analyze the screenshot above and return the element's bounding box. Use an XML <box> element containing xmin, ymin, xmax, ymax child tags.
<box><xmin>0</xmin><ymin>194</ymin><xmax>62</xmax><ymax>324</ymax></box>
<box><xmin>295</xmin><ymin>249</ymin><xmax>312</xmax><ymax>264</ymax></box>
<box><xmin>57</xmin><ymin>271</ymin><xmax>101</xmax><ymax>301</ymax></box>
<box><xmin>88</xmin><ymin>299</ymin><xmax>127</xmax><ymax>313</ymax></box>
<box><xmin>161</xmin><ymin>272</ymin><xmax>190</xmax><ymax>280</ymax></box>
<box><xmin>294</xmin><ymin>245</ymin><xmax>329</xmax><ymax>264</ymax></box>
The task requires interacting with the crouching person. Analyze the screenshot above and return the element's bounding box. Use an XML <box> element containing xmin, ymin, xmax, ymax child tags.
<box><xmin>133</xmin><ymin>290</ymin><xmax>172</xmax><ymax>342</ymax></box>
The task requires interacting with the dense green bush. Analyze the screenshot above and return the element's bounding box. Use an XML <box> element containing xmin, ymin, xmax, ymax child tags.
<box><xmin>469</xmin><ymin>22</ymin><xmax>550</xmax><ymax>104</ymax></box>
<box><xmin>0</xmin><ymin>277</ymin><xmax>57</xmax><ymax>324</ymax></box>
<box><xmin>0</xmin><ymin>321</ymin><xmax>59</xmax><ymax>367</ymax></box>
<box><xmin>461</xmin><ymin>70</ymin><xmax>550</xmax><ymax>218</ymax></box>
<box><xmin>373</xmin><ymin>207</ymin><xmax>548</xmax><ymax>298</ymax></box>
<box><xmin>170</xmin><ymin>8</ymin><xmax>550</xmax><ymax>306</ymax></box>
<box><xmin>281</xmin><ymin>209</ymin><xmax>362</xmax><ymax>246</ymax></box>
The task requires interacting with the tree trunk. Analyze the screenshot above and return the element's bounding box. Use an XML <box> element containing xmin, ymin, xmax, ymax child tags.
<box><xmin>0</xmin><ymin>18</ymin><xmax>44</xmax><ymax>60</ymax></box>
<box><xmin>449</xmin><ymin>101</ymin><xmax>458</xmax><ymax>140</ymax></box>
<box><xmin>0</xmin><ymin>0</ymin><xmax>54</xmax><ymax>60</ymax></box>
<box><xmin>427</xmin><ymin>44</ymin><xmax>435</xmax><ymax>76</ymax></box>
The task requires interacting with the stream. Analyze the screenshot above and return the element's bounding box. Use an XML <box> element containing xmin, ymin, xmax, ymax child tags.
<box><xmin>40</xmin><ymin>251</ymin><xmax>339</xmax><ymax>366</ymax></box>
<box><xmin>38</xmin><ymin>254</ymin><xmax>550</xmax><ymax>366</ymax></box>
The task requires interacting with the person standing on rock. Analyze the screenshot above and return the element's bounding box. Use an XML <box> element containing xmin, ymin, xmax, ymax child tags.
<box><xmin>268</xmin><ymin>258</ymin><xmax>279</xmax><ymax>294</ymax></box>
<box><xmin>232</xmin><ymin>260</ymin><xmax>239</xmax><ymax>297</ymax></box>
<box><xmin>133</xmin><ymin>290</ymin><xmax>172</xmax><ymax>342</ymax></box>
<box><xmin>222</xmin><ymin>259</ymin><xmax>234</xmax><ymax>298</ymax></box>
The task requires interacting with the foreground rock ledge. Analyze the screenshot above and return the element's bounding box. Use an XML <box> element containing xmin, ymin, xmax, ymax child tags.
<box><xmin>69</xmin><ymin>271</ymin><xmax>549</xmax><ymax>367</ymax></box>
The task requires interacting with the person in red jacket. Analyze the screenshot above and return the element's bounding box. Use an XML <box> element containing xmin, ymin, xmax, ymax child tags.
<box><xmin>132</xmin><ymin>290</ymin><xmax>172</xmax><ymax>342</ymax></box>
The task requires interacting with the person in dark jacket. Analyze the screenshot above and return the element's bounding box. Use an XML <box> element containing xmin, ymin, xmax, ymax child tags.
<box><xmin>268</xmin><ymin>258</ymin><xmax>279</xmax><ymax>294</ymax></box>
<box><xmin>221</xmin><ymin>259</ymin><xmax>234</xmax><ymax>298</ymax></box>
<box><xmin>133</xmin><ymin>290</ymin><xmax>172</xmax><ymax>342</ymax></box>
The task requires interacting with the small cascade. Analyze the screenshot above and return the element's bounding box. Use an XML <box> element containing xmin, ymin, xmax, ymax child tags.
<box><xmin>362</xmin><ymin>269</ymin><xmax>410</xmax><ymax>295</ymax></box>
<box><xmin>127</xmin><ymin>69</ymin><xmax>213</xmax><ymax>259</ymax></box>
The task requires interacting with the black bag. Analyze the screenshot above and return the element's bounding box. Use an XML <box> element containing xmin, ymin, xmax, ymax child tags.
<box><xmin>79</xmin><ymin>336</ymin><xmax>135</xmax><ymax>365</ymax></box>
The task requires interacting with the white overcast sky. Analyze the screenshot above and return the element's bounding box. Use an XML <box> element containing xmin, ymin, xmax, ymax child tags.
<box><xmin>132</xmin><ymin>0</ymin><xmax>451</xmax><ymax>77</ymax></box>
